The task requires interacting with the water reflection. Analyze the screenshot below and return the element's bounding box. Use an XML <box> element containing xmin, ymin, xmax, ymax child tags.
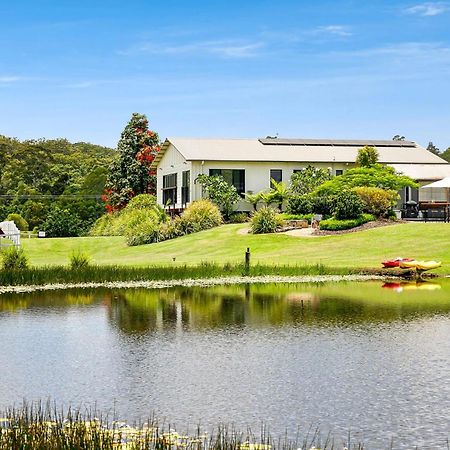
<box><xmin>0</xmin><ymin>280</ymin><xmax>450</xmax><ymax>449</ymax></box>
<box><xmin>1</xmin><ymin>280</ymin><xmax>449</xmax><ymax>334</ymax></box>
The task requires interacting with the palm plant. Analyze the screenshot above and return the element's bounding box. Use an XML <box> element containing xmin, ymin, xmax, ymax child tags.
<box><xmin>268</xmin><ymin>179</ymin><xmax>289</xmax><ymax>211</ymax></box>
<box><xmin>244</xmin><ymin>192</ymin><xmax>262</xmax><ymax>211</ymax></box>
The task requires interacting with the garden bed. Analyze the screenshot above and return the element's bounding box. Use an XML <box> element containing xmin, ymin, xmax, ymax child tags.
<box><xmin>314</xmin><ymin>219</ymin><xmax>402</xmax><ymax>235</ymax></box>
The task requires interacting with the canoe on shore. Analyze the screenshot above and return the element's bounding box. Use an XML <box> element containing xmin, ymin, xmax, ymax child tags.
<box><xmin>399</xmin><ymin>260</ymin><xmax>442</xmax><ymax>271</ymax></box>
<box><xmin>382</xmin><ymin>258</ymin><xmax>413</xmax><ymax>268</ymax></box>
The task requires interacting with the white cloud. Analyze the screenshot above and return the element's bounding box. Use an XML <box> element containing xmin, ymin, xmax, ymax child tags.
<box><xmin>314</xmin><ymin>25</ymin><xmax>352</xmax><ymax>37</ymax></box>
<box><xmin>327</xmin><ymin>41</ymin><xmax>450</xmax><ymax>62</ymax></box>
<box><xmin>404</xmin><ymin>2</ymin><xmax>449</xmax><ymax>16</ymax></box>
<box><xmin>0</xmin><ymin>76</ymin><xmax>22</xmax><ymax>83</ymax></box>
<box><xmin>120</xmin><ymin>40</ymin><xmax>264</xmax><ymax>58</ymax></box>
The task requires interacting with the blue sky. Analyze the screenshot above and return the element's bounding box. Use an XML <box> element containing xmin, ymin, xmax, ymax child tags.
<box><xmin>1</xmin><ymin>0</ymin><xmax>449</xmax><ymax>149</ymax></box>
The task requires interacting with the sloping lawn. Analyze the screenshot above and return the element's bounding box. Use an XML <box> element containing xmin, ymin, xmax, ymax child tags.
<box><xmin>20</xmin><ymin>222</ymin><xmax>450</xmax><ymax>274</ymax></box>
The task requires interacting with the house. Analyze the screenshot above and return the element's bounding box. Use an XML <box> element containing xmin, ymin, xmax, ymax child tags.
<box><xmin>152</xmin><ymin>137</ymin><xmax>450</xmax><ymax>211</ymax></box>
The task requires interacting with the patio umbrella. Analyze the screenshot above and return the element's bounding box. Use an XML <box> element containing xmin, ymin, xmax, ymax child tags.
<box><xmin>421</xmin><ymin>176</ymin><xmax>450</xmax><ymax>203</ymax></box>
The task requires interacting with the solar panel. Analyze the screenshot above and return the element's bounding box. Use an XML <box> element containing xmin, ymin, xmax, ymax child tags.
<box><xmin>258</xmin><ymin>138</ymin><xmax>416</xmax><ymax>147</ymax></box>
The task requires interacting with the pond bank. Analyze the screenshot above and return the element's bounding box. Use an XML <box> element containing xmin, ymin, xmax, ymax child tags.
<box><xmin>0</xmin><ymin>274</ymin><xmax>387</xmax><ymax>294</ymax></box>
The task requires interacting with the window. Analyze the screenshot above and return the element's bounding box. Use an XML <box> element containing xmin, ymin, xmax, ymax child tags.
<box><xmin>181</xmin><ymin>170</ymin><xmax>190</xmax><ymax>205</ymax></box>
<box><xmin>335</xmin><ymin>169</ymin><xmax>343</xmax><ymax>176</ymax></box>
<box><xmin>162</xmin><ymin>173</ymin><xmax>177</xmax><ymax>205</ymax></box>
<box><xmin>270</xmin><ymin>169</ymin><xmax>282</xmax><ymax>186</ymax></box>
<box><xmin>209</xmin><ymin>169</ymin><xmax>245</xmax><ymax>195</ymax></box>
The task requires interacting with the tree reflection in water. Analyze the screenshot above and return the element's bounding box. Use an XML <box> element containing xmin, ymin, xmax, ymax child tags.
<box><xmin>0</xmin><ymin>280</ymin><xmax>449</xmax><ymax>335</ymax></box>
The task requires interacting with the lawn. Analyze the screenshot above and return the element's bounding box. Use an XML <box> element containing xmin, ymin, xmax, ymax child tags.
<box><xmin>20</xmin><ymin>222</ymin><xmax>450</xmax><ymax>274</ymax></box>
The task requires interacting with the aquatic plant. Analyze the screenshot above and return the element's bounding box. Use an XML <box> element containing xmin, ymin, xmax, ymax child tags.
<box><xmin>0</xmin><ymin>403</ymin><xmax>368</xmax><ymax>449</ymax></box>
<box><xmin>0</xmin><ymin>263</ymin><xmax>354</xmax><ymax>287</ymax></box>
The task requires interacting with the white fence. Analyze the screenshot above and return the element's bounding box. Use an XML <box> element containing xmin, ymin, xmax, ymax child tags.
<box><xmin>0</xmin><ymin>221</ymin><xmax>21</xmax><ymax>248</ymax></box>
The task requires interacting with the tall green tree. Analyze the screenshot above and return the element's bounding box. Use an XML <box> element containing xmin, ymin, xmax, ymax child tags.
<box><xmin>104</xmin><ymin>113</ymin><xmax>160</xmax><ymax>211</ymax></box>
<box><xmin>315</xmin><ymin>165</ymin><xmax>418</xmax><ymax>196</ymax></box>
<box><xmin>426</xmin><ymin>141</ymin><xmax>440</xmax><ymax>155</ymax></box>
<box><xmin>440</xmin><ymin>147</ymin><xmax>450</xmax><ymax>162</ymax></box>
<box><xmin>356</xmin><ymin>146</ymin><xmax>379</xmax><ymax>167</ymax></box>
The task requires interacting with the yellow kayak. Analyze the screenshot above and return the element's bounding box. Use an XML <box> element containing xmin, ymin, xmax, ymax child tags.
<box><xmin>399</xmin><ymin>260</ymin><xmax>419</xmax><ymax>269</ymax></box>
<box><xmin>415</xmin><ymin>261</ymin><xmax>441</xmax><ymax>271</ymax></box>
<box><xmin>399</xmin><ymin>260</ymin><xmax>441</xmax><ymax>271</ymax></box>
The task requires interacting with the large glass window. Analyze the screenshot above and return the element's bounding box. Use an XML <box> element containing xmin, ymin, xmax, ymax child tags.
<box><xmin>162</xmin><ymin>173</ymin><xmax>177</xmax><ymax>205</ymax></box>
<box><xmin>181</xmin><ymin>170</ymin><xmax>190</xmax><ymax>205</ymax></box>
<box><xmin>209</xmin><ymin>169</ymin><xmax>245</xmax><ymax>195</ymax></box>
<box><xmin>270</xmin><ymin>169</ymin><xmax>282</xmax><ymax>186</ymax></box>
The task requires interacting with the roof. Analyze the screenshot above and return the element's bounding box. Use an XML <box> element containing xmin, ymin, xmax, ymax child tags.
<box><xmin>153</xmin><ymin>137</ymin><xmax>448</xmax><ymax>166</ymax></box>
<box><xmin>389</xmin><ymin>164</ymin><xmax>450</xmax><ymax>181</ymax></box>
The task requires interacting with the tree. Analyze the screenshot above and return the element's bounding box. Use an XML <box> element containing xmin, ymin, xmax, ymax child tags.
<box><xmin>41</xmin><ymin>206</ymin><xmax>82</xmax><ymax>237</ymax></box>
<box><xmin>356</xmin><ymin>146</ymin><xmax>379</xmax><ymax>167</ymax></box>
<box><xmin>289</xmin><ymin>165</ymin><xmax>331</xmax><ymax>195</ymax></box>
<box><xmin>195</xmin><ymin>174</ymin><xmax>240</xmax><ymax>219</ymax></box>
<box><xmin>426</xmin><ymin>141</ymin><xmax>440</xmax><ymax>155</ymax></box>
<box><xmin>315</xmin><ymin>164</ymin><xmax>418</xmax><ymax>196</ymax></box>
<box><xmin>440</xmin><ymin>147</ymin><xmax>450</xmax><ymax>162</ymax></box>
<box><xmin>5</xmin><ymin>213</ymin><xmax>28</xmax><ymax>231</ymax></box>
<box><xmin>104</xmin><ymin>113</ymin><xmax>160</xmax><ymax>211</ymax></box>
<box><xmin>392</xmin><ymin>135</ymin><xmax>405</xmax><ymax>141</ymax></box>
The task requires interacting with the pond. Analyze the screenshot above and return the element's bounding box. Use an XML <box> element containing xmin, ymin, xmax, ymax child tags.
<box><xmin>0</xmin><ymin>279</ymin><xmax>449</xmax><ymax>449</ymax></box>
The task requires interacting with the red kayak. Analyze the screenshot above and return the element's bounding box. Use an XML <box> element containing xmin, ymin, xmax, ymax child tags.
<box><xmin>382</xmin><ymin>258</ymin><xmax>413</xmax><ymax>268</ymax></box>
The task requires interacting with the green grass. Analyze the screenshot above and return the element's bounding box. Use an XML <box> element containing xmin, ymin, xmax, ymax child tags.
<box><xmin>0</xmin><ymin>263</ymin><xmax>350</xmax><ymax>286</ymax></box>
<box><xmin>0</xmin><ymin>402</ymin><xmax>391</xmax><ymax>449</ymax></box>
<box><xmin>19</xmin><ymin>222</ymin><xmax>450</xmax><ymax>274</ymax></box>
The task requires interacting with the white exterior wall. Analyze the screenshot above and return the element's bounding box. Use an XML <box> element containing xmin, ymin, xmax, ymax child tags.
<box><xmin>156</xmin><ymin>144</ymin><xmax>192</xmax><ymax>208</ymax></box>
<box><xmin>156</xmin><ymin>152</ymin><xmax>448</xmax><ymax>211</ymax></box>
<box><xmin>188</xmin><ymin>160</ymin><xmax>352</xmax><ymax>211</ymax></box>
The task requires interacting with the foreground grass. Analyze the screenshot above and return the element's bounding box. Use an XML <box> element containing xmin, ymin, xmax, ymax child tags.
<box><xmin>20</xmin><ymin>222</ymin><xmax>450</xmax><ymax>274</ymax></box>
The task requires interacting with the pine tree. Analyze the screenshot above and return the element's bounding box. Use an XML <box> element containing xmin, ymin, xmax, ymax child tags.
<box><xmin>103</xmin><ymin>113</ymin><xmax>160</xmax><ymax>211</ymax></box>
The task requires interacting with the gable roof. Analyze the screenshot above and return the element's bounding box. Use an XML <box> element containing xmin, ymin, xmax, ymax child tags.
<box><xmin>153</xmin><ymin>137</ymin><xmax>448</xmax><ymax>167</ymax></box>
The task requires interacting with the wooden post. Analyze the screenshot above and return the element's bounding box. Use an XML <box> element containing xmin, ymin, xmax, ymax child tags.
<box><xmin>244</xmin><ymin>247</ymin><xmax>250</xmax><ymax>275</ymax></box>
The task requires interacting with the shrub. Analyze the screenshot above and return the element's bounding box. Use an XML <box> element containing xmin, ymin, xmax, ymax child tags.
<box><xmin>179</xmin><ymin>199</ymin><xmax>223</xmax><ymax>233</ymax></box>
<box><xmin>90</xmin><ymin>213</ymin><xmax>116</xmax><ymax>236</ymax></box>
<box><xmin>159</xmin><ymin>216</ymin><xmax>185</xmax><ymax>241</ymax></box>
<box><xmin>90</xmin><ymin>196</ymin><xmax>167</xmax><ymax>237</ymax></box>
<box><xmin>287</xmin><ymin>194</ymin><xmax>313</xmax><ymax>215</ymax></box>
<box><xmin>126</xmin><ymin>194</ymin><xmax>157</xmax><ymax>210</ymax></box>
<box><xmin>126</xmin><ymin>220</ymin><xmax>161</xmax><ymax>246</ymax></box>
<box><xmin>251</xmin><ymin>206</ymin><xmax>284</xmax><ymax>234</ymax></box>
<box><xmin>69</xmin><ymin>251</ymin><xmax>91</xmax><ymax>269</ymax></box>
<box><xmin>279</xmin><ymin>213</ymin><xmax>314</xmax><ymax>223</ymax></box>
<box><xmin>1</xmin><ymin>246</ymin><xmax>29</xmax><ymax>270</ymax></box>
<box><xmin>228</xmin><ymin>212</ymin><xmax>249</xmax><ymax>223</ymax></box>
<box><xmin>195</xmin><ymin>174</ymin><xmax>240</xmax><ymax>219</ymax></box>
<box><xmin>290</xmin><ymin>165</ymin><xmax>331</xmax><ymax>195</ymax></box>
<box><xmin>5</xmin><ymin>213</ymin><xmax>29</xmax><ymax>231</ymax></box>
<box><xmin>320</xmin><ymin>214</ymin><xmax>375</xmax><ymax>231</ymax></box>
<box><xmin>333</xmin><ymin>190</ymin><xmax>364</xmax><ymax>220</ymax></box>
<box><xmin>310</xmin><ymin>195</ymin><xmax>335</xmax><ymax>216</ymax></box>
<box><xmin>353</xmin><ymin>186</ymin><xmax>398</xmax><ymax>218</ymax></box>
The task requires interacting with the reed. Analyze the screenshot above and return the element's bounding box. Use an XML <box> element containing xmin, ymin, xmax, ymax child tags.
<box><xmin>0</xmin><ymin>263</ymin><xmax>353</xmax><ymax>286</ymax></box>
<box><xmin>0</xmin><ymin>403</ymin><xmax>367</xmax><ymax>449</ymax></box>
